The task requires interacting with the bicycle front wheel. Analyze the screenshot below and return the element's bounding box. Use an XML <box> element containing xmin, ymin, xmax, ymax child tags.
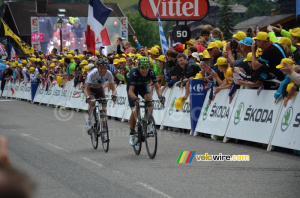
<box><xmin>100</xmin><ymin>110</ymin><xmax>109</xmax><ymax>152</ymax></box>
<box><xmin>145</xmin><ymin>115</ymin><xmax>157</xmax><ymax>159</ymax></box>
<box><xmin>133</xmin><ymin>122</ymin><xmax>142</xmax><ymax>155</ymax></box>
<box><xmin>90</xmin><ymin>107</ymin><xmax>99</xmax><ymax>149</ymax></box>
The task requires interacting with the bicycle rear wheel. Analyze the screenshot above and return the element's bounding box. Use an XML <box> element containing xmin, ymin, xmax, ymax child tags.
<box><xmin>145</xmin><ymin>115</ymin><xmax>157</xmax><ymax>159</ymax></box>
<box><xmin>100</xmin><ymin>110</ymin><xmax>109</xmax><ymax>152</ymax></box>
<box><xmin>90</xmin><ymin>107</ymin><xmax>99</xmax><ymax>149</ymax></box>
<box><xmin>133</xmin><ymin>122</ymin><xmax>142</xmax><ymax>155</ymax></box>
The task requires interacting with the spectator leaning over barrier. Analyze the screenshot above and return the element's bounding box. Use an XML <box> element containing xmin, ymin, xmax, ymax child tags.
<box><xmin>251</xmin><ymin>32</ymin><xmax>286</xmax><ymax>85</ymax></box>
<box><xmin>210</xmin><ymin>57</ymin><xmax>233</xmax><ymax>99</ymax></box>
<box><xmin>176</xmin><ymin>53</ymin><xmax>200</xmax><ymax>100</ymax></box>
<box><xmin>207</xmin><ymin>42</ymin><xmax>224</xmax><ymax>85</ymax></box>
<box><xmin>165</xmin><ymin>49</ymin><xmax>183</xmax><ymax>88</ymax></box>
<box><xmin>289</xmin><ymin>28</ymin><xmax>300</xmax><ymax>65</ymax></box>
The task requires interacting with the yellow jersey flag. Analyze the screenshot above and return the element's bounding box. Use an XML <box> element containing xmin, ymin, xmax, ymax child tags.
<box><xmin>1</xmin><ymin>18</ymin><xmax>34</xmax><ymax>54</ymax></box>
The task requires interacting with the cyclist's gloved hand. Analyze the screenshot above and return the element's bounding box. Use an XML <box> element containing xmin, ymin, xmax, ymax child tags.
<box><xmin>111</xmin><ymin>95</ymin><xmax>117</xmax><ymax>102</ymax></box>
<box><xmin>133</xmin><ymin>97</ymin><xmax>140</xmax><ymax>106</ymax></box>
<box><xmin>158</xmin><ymin>95</ymin><xmax>165</xmax><ymax>104</ymax></box>
<box><xmin>86</xmin><ymin>96</ymin><xmax>91</xmax><ymax>103</ymax></box>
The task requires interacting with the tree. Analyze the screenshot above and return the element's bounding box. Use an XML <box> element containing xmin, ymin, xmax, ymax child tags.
<box><xmin>218</xmin><ymin>0</ymin><xmax>235</xmax><ymax>40</ymax></box>
<box><xmin>126</xmin><ymin>12</ymin><xmax>160</xmax><ymax>48</ymax></box>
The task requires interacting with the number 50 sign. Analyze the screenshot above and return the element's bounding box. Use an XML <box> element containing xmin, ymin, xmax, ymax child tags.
<box><xmin>172</xmin><ymin>25</ymin><xmax>191</xmax><ymax>43</ymax></box>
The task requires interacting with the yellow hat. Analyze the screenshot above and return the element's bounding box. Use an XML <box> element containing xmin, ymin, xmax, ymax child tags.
<box><xmin>50</xmin><ymin>63</ymin><xmax>56</xmax><ymax>67</ymax></box>
<box><xmin>113</xmin><ymin>59</ymin><xmax>119</xmax><ymax>65</ymax></box>
<box><xmin>29</xmin><ymin>67</ymin><xmax>35</xmax><ymax>72</ymax></box>
<box><xmin>43</xmin><ymin>59</ymin><xmax>47</xmax><ymax>63</ymax></box>
<box><xmin>74</xmin><ymin>55</ymin><xmax>80</xmax><ymax>59</ymax></box>
<box><xmin>52</xmin><ymin>58</ymin><xmax>58</xmax><ymax>62</ymax></box>
<box><xmin>186</xmin><ymin>40</ymin><xmax>196</xmax><ymax>46</ymax></box>
<box><xmin>63</xmin><ymin>47</ymin><xmax>68</xmax><ymax>51</ymax></box>
<box><xmin>41</xmin><ymin>66</ymin><xmax>47</xmax><ymax>70</ymax></box>
<box><xmin>14</xmin><ymin>61</ymin><xmax>18</xmax><ymax>65</ymax></box>
<box><xmin>95</xmin><ymin>50</ymin><xmax>100</xmax><ymax>55</ymax></box>
<box><xmin>289</xmin><ymin>28</ymin><xmax>300</xmax><ymax>37</ymax></box>
<box><xmin>79</xmin><ymin>54</ymin><xmax>85</xmax><ymax>59</ymax></box>
<box><xmin>207</xmin><ymin>42</ymin><xmax>220</xmax><ymax>50</ymax></box>
<box><xmin>6</xmin><ymin>61</ymin><xmax>9</xmax><ymax>64</ymax></box>
<box><xmin>17</xmin><ymin>64</ymin><xmax>23</xmax><ymax>68</ymax></box>
<box><xmin>175</xmin><ymin>97</ymin><xmax>186</xmax><ymax>110</ymax></box>
<box><xmin>67</xmin><ymin>54</ymin><xmax>73</xmax><ymax>59</ymax></box>
<box><xmin>127</xmin><ymin>52</ymin><xmax>134</xmax><ymax>57</ymax></box>
<box><xmin>121</xmin><ymin>53</ymin><xmax>126</xmax><ymax>57</ymax></box>
<box><xmin>57</xmin><ymin>76</ymin><xmax>63</xmax><ymax>85</ymax></box>
<box><xmin>156</xmin><ymin>55</ymin><xmax>165</xmax><ymax>62</ymax></box>
<box><xmin>243</xmin><ymin>52</ymin><xmax>253</xmax><ymax>62</ymax></box>
<box><xmin>68</xmin><ymin>50</ymin><xmax>75</xmax><ymax>55</ymax></box>
<box><xmin>276</xmin><ymin>58</ymin><xmax>295</xmax><ymax>69</ymax></box>
<box><xmin>30</xmin><ymin>54</ymin><xmax>36</xmax><ymax>58</ymax></box>
<box><xmin>253</xmin><ymin>32</ymin><xmax>269</xmax><ymax>41</ymax></box>
<box><xmin>31</xmin><ymin>58</ymin><xmax>36</xmax><ymax>62</ymax></box>
<box><xmin>115</xmin><ymin>54</ymin><xmax>120</xmax><ymax>58</ymax></box>
<box><xmin>215</xmin><ymin>40</ymin><xmax>223</xmax><ymax>49</ymax></box>
<box><xmin>36</xmin><ymin>58</ymin><xmax>41</xmax><ymax>62</ymax></box>
<box><xmin>148</xmin><ymin>47</ymin><xmax>160</xmax><ymax>56</ymax></box>
<box><xmin>119</xmin><ymin>58</ymin><xmax>126</xmax><ymax>63</ymax></box>
<box><xmin>59</xmin><ymin>59</ymin><xmax>64</xmax><ymax>64</ymax></box>
<box><xmin>214</xmin><ymin>57</ymin><xmax>228</xmax><ymax>66</ymax></box>
<box><xmin>10</xmin><ymin>63</ymin><xmax>16</xmax><ymax>68</ymax></box>
<box><xmin>84</xmin><ymin>65</ymin><xmax>88</xmax><ymax>70</ymax></box>
<box><xmin>39</xmin><ymin>54</ymin><xmax>45</xmax><ymax>58</ymax></box>
<box><xmin>256</xmin><ymin>48</ymin><xmax>263</xmax><ymax>58</ymax></box>
<box><xmin>233</xmin><ymin>31</ymin><xmax>247</xmax><ymax>41</ymax></box>
<box><xmin>80</xmin><ymin>60</ymin><xmax>88</xmax><ymax>65</ymax></box>
<box><xmin>277</xmin><ymin>37</ymin><xmax>292</xmax><ymax>46</ymax></box>
<box><xmin>201</xmin><ymin>50</ymin><xmax>211</xmax><ymax>59</ymax></box>
<box><xmin>194</xmin><ymin>73</ymin><xmax>203</xmax><ymax>79</ymax></box>
<box><xmin>22</xmin><ymin>60</ymin><xmax>27</xmax><ymax>64</ymax></box>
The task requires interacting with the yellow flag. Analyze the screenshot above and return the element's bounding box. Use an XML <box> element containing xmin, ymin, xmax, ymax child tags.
<box><xmin>1</xmin><ymin>18</ymin><xmax>34</xmax><ymax>54</ymax></box>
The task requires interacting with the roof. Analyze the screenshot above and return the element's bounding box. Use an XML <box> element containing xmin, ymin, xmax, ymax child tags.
<box><xmin>209</xmin><ymin>1</ymin><xmax>247</xmax><ymax>13</ymax></box>
<box><xmin>234</xmin><ymin>14</ymin><xmax>295</xmax><ymax>32</ymax></box>
<box><xmin>3</xmin><ymin>2</ymin><xmax>134</xmax><ymax>36</ymax></box>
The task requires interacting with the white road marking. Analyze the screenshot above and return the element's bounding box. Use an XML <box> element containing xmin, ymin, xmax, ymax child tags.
<box><xmin>21</xmin><ymin>133</ymin><xmax>40</xmax><ymax>141</ymax></box>
<box><xmin>47</xmin><ymin>143</ymin><xmax>65</xmax><ymax>151</ymax></box>
<box><xmin>82</xmin><ymin>157</ymin><xmax>103</xmax><ymax>167</ymax></box>
<box><xmin>136</xmin><ymin>182</ymin><xmax>173</xmax><ymax>198</ymax></box>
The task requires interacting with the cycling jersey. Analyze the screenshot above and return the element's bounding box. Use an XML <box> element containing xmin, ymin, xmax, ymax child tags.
<box><xmin>126</xmin><ymin>67</ymin><xmax>157</xmax><ymax>89</ymax></box>
<box><xmin>85</xmin><ymin>68</ymin><xmax>114</xmax><ymax>89</ymax></box>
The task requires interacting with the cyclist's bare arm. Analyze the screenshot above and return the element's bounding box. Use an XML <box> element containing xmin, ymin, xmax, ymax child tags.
<box><xmin>84</xmin><ymin>83</ymin><xmax>91</xmax><ymax>98</ymax></box>
<box><xmin>128</xmin><ymin>85</ymin><xmax>137</xmax><ymax>100</ymax></box>
<box><xmin>153</xmin><ymin>82</ymin><xmax>162</xmax><ymax>97</ymax></box>
<box><xmin>108</xmin><ymin>82</ymin><xmax>117</xmax><ymax>96</ymax></box>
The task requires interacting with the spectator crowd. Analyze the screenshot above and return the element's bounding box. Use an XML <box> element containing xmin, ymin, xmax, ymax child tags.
<box><xmin>1</xmin><ymin>24</ymin><xmax>300</xmax><ymax>107</ymax></box>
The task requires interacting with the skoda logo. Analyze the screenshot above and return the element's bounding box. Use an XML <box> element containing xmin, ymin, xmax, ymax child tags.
<box><xmin>234</xmin><ymin>103</ymin><xmax>244</xmax><ymax>125</ymax></box>
<box><xmin>169</xmin><ymin>97</ymin><xmax>176</xmax><ymax>115</ymax></box>
<box><xmin>203</xmin><ymin>104</ymin><xmax>210</xmax><ymax>121</ymax></box>
<box><xmin>108</xmin><ymin>100</ymin><xmax>113</xmax><ymax>108</ymax></box>
<box><xmin>281</xmin><ymin>107</ymin><xmax>293</xmax><ymax>132</ymax></box>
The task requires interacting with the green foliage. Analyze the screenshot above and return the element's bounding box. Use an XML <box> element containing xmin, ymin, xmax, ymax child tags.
<box><xmin>126</xmin><ymin>12</ymin><xmax>160</xmax><ymax>48</ymax></box>
<box><xmin>218</xmin><ymin>0</ymin><xmax>234</xmax><ymax>40</ymax></box>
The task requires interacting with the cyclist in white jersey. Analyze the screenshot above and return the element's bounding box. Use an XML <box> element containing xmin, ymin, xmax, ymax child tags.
<box><xmin>84</xmin><ymin>57</ymin><xmax>117</xmax><ymax>138</ymax></box>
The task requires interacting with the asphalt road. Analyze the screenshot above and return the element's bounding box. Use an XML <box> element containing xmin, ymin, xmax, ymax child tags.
<box><xmin>1</xmin><ymin>99</ymin><xmax>300</xmax><ymax>198</ymax></box>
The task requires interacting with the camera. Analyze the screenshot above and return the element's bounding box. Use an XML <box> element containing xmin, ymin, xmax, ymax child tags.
<box><xmin>230</xmin><ymin>40</ymin><xmax>238</xmax><ymax>52</ymax></box>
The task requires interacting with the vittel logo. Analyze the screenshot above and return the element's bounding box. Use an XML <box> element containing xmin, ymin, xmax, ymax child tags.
<box><xmin>139</xmin><ymin>0</ymin><xmax>209</xmax><ymax>21</ymax></box>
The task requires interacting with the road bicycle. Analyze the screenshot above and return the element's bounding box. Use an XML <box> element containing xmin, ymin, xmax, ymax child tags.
<box><xmin>133</xmin><ymin>100</ymin><xmax>158</xmax><ymax>159</ymax></box>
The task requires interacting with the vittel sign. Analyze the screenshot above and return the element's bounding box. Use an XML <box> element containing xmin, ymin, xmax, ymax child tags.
<box><xmin>138</xmin><ymin>0</ymin><xmax>210</xmax><ymax>21</ymax></box>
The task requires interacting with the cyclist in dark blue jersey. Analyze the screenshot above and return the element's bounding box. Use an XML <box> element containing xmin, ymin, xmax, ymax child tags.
<box><xmin>126</xmin><ymin>56</ymin><xmax>165</xmax><ymax>146</ymax></box>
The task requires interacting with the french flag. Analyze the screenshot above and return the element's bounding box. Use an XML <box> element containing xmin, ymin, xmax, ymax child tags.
<box><xmin>86</xmin><ymin>0</ymin><xmax>112</xmax><ymax>55</ymax></box>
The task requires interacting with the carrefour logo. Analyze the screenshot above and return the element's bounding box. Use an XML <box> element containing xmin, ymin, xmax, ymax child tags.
<box><xmin>281</xmin><ymin>107</ymin><xmax>293</xmax><ymax>132</ymax></box>
<box><xmin>193</xmin><ymin>84</ymin><xmax>203</xmax><ymax>92</ymax></box>
<box><xmin>234</xmin><ymin>103</ymin><xmax>244</xmax><ymax>125</ymax></box>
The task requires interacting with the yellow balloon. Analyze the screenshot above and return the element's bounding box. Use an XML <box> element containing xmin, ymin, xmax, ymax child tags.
<box><xmin>175</xmin><ymin>97</ymin><xmax>185</xmax><ymax>110</ymax></box>
<box><xmin>57</xmin><ymin>76</ymin><xmax>63</xmax><ymax>85</ymax></box>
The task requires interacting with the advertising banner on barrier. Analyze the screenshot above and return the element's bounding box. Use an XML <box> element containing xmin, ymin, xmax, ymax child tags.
<box><xmin>11</xmin><ymin>81</ymin><xmax>20</xmax><ymax>99</ymax></box>
<box><xmin>23</xmin><ymin>83</ymin><xmax>31</xmax><ymax>101</ymax></box>
<box><xmin>30</xmin><ymin>81</ymin><xmax>39</xmax><ymax>102</ymax></box>
<box><xmin>48</xmin><ymin>84</ymin><xmax>61</xmax><ymax>106</ymax></box>
<box><xmin>271</xmin><ymin>94</ymin><xmax>300</xmax><ymax>150</ymax></box>
<box><xmin>66</xmin><ymin>86</ymin><xmax>82</xmax><ymax>109</ymax></box>
<box><xmin>6</xmin><ymin>81</ymin><xmax>15</xmax><ymax>98</ymax></box>
<box><xmin>59</xmin><ymin>81</ymin><xmax>72</xmax><ymax>107</ymax></box>
<box><xmin>107</xmin><ymin>85</ymin><xmax>127</xmax><ymax>119</ymax></box>
<box><xmin>18</xmin><ymin>82</ymin><xmax>26</xmax><ymax>100</ymax></box>
<box><xmin>189</xmin><ymin>79</ymin><xmax>207</xmax><ymax>135</ymax></box>
<box><xmin>33</xmin><ymin>84</ymin><xmax>45</xmax><ymax>103</ymax></box>
<box><xmin>225</xmin><ymin>90</ymin><xmax>282</xmax><ymax>144</ymax></box>
<box><xmin>163</xmin><ymin>87</ymin><xmax>191</xmax><ymax>129</ymax></box>
<box><xmin>40</xmin><ymin>84</ymin><xmax>54</xmax><ymax>104</ymax></box>
<box><xmin>195</xmin><ymin>89</ymin><xmax>239</xmax><ymax>137</ymax></box>
<box><xmin>2</xmin><ymin>83</ymin><xmax>9</xmax><ymax>97</ymax></box>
